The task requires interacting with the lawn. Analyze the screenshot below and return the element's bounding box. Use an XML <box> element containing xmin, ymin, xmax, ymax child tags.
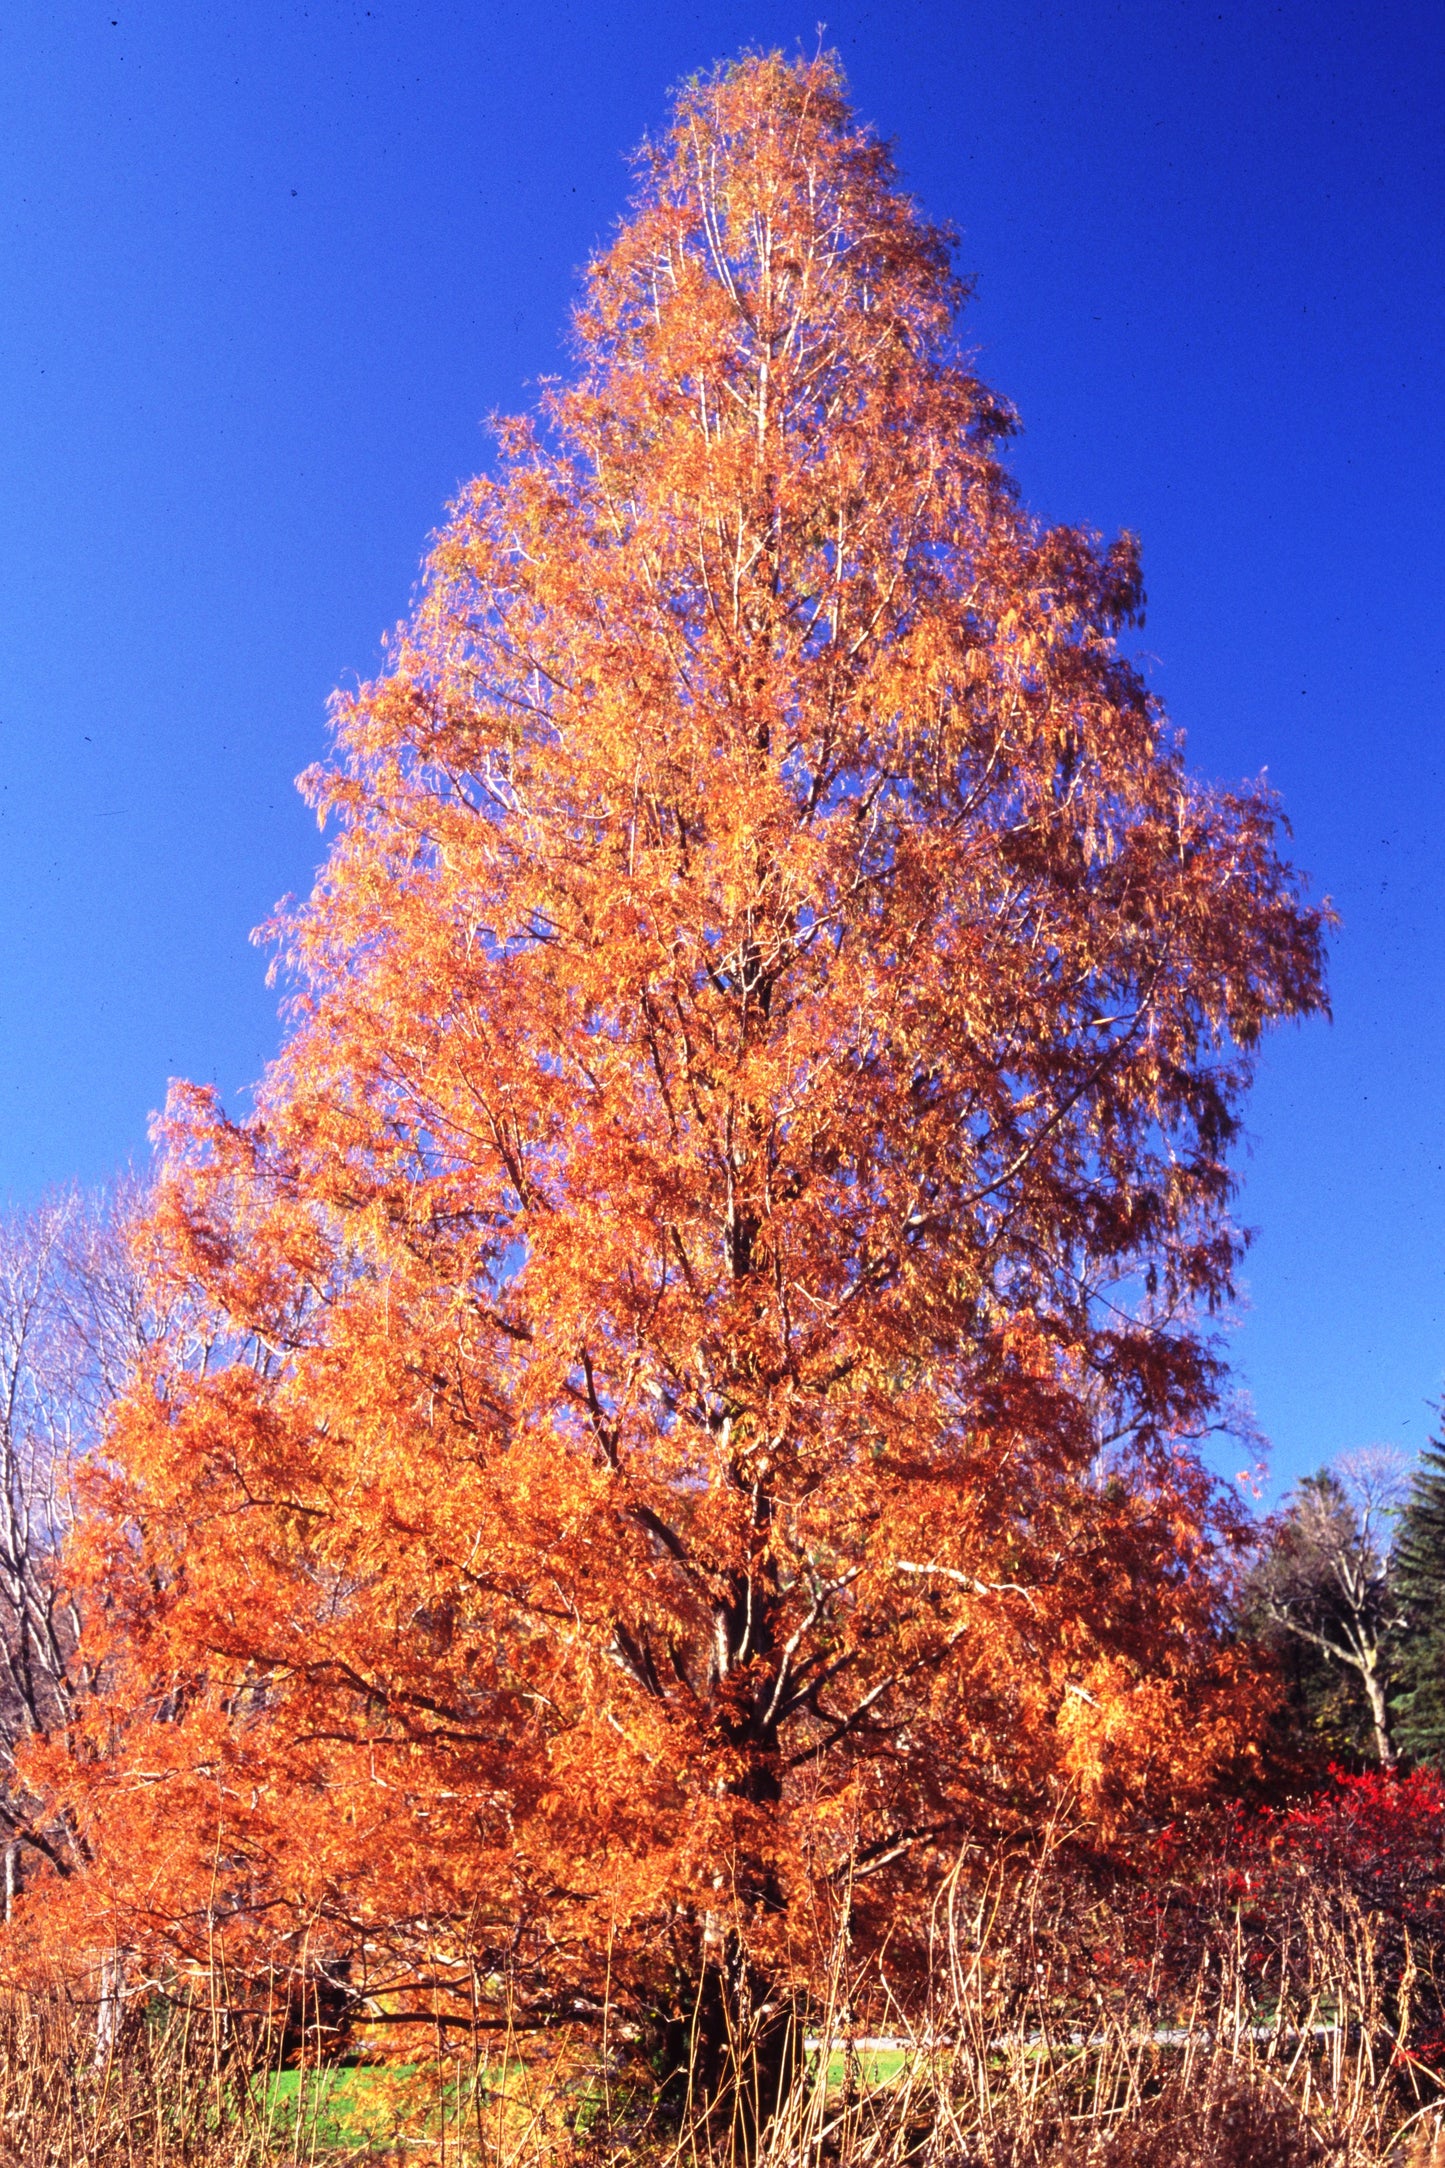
<box><xmin>257</xmin><ymin>2042</ymin><xmax>915</xmax><ymax>2151</ymax></box>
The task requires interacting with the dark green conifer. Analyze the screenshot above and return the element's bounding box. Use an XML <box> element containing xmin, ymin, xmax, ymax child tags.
<box><xmin>1393</xmin><ymin>1435</ymin><xmax>1445</xmax><ymax>1766</ymax></box>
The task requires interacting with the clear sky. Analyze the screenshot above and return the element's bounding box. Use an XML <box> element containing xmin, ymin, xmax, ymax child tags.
<box><xmin>1</xmin><ymin>0</ymin><xmax>1440</xmax><ymax>1497</ymax></box>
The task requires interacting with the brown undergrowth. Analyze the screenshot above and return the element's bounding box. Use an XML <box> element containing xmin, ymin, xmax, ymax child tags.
<box><xmin>1</xmin><ymin>1845</ymin><xmax>1442</xmax><ymax>2167</ymax></box>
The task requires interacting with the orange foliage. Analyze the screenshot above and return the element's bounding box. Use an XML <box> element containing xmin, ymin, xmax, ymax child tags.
<box><xmin>18</xmin><ymin>54</ymin><xmax>1327</xmax><ymax>2034</ymax></box>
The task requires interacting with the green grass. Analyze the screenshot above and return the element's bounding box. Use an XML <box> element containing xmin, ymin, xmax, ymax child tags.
<box><xmin>260</xmin><ymin>2063</ymin><xmax>474</xmax><ymax>2149</ymax></box>
<box><xmin>261</xmin><ymin>2066</ymin><xmax>386</xmax><ymax>2147</ymax></box>
<box><xmin>253</xmin><ymin>2044</ymin><xmax>918</xmax><ymax>2152</ymax></box>
<box><xmin>816</xmin><ymin>2046</ymin><xmax>910</xmax><ymax>2088</ymax></box>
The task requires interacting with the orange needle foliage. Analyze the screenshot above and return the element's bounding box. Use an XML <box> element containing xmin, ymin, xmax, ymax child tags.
<box><xmin>22</xmin><ymin>53</ymin><xmax>1326</xmax><ymax>2050</ymax></box>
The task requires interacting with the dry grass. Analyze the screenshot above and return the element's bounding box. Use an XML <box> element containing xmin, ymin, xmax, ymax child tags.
<box><xmin>0</xmin><ymin>1987</ymin><xmax>265</xmax><ymax>2166</ymax></box>
<box><xmin>0</xmin><ymin>1849</ymin><xmax>1441</xmax><ymax>2166</ymax></box>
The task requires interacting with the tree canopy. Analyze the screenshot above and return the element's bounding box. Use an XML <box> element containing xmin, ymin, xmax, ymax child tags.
<box><xmin>20</xmin><ymin>52</ymin><xmax>1328</xmax><ymax>2065</ymax></box>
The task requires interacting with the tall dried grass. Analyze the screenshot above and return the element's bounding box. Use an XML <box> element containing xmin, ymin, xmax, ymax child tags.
<box><xmin>0</xmin><ymin>1844</ymin><xmax>1439</xmax><ymax>2166</ymax></box>
<box><xmin>0</xmin><ymin>1984</ymin><xmax>263</xmax><ymax>2166</ymax></box>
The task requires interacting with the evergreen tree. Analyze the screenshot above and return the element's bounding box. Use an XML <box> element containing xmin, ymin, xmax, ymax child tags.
<box><xmin>1393</xmin><ymin>1435</ymin><xmax>1445</xmax><ymax>1765</ymax></box>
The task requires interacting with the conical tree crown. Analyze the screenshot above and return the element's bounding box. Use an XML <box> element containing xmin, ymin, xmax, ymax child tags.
<box><xmin>287</xmin><ymin>53</ymin><xmax>1313</xmax><ymax>1466</ymax></box>
<box><xmin>23</xmin><ymin>55</ymin><xmax>1326</xmax><ymax>2019</ymax></box>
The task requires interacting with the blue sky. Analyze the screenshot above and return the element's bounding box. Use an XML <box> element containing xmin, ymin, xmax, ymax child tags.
<box><xmin>1</xmin><ymin>0</ymin><xmax>1440</xmax><ymax>1496</ymax></box>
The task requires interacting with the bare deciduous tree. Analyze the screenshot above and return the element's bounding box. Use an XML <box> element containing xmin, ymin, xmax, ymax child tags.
<box><xmin>1245</xmin><ymin>1448</ymin><xmax>1410</xmax><ymax>1767</ymax></box>
<box><xmin>0</xmin><ymin>1180</ymin><xmax>155</xmax><ymax>1908</ymax></box>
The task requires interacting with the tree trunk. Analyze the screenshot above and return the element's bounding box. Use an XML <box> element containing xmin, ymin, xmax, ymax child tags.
<box><xmin>1361</xmin><ymin>1658</ymin><xmax>1397</xmax><ymax>1767</ymax></box>
<box><xmin>682</xmin><ymin>1939</ymin><xmax>802</xmax><ymax>2157</ymax></box>
<box><xmin>93</xmin><ymin>1948</ymin><xmax>124</xmax><ymax>2069</ymax></box>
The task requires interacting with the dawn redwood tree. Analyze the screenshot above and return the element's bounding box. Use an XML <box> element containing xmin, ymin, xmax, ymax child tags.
<box><xmin>22</xmin><ymin>52</ymin><xmax>1327</xmax><ymax>2115</ymax></box>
